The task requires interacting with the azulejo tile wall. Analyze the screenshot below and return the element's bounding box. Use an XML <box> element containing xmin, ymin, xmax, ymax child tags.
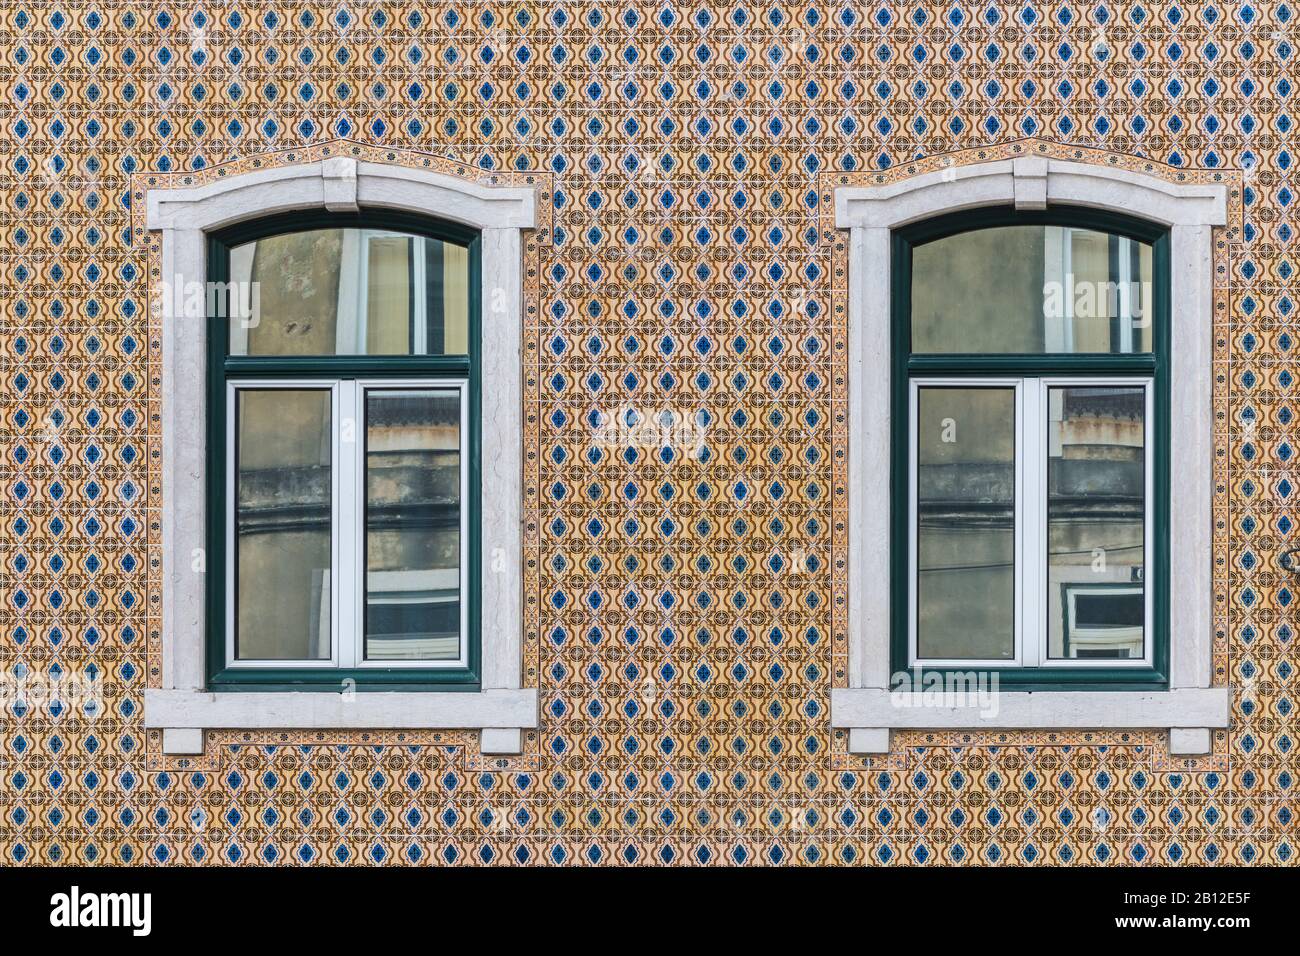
<box><xmin>0</xmin><ymin>1</ymin><xmax>1293</xmax><ymax>865</ymax></box>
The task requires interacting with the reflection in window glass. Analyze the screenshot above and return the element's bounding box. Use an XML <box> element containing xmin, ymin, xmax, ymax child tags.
<box><xmin>912</xmin><ymin>225</ymin><xmax>1153</xmax><ymax>354</ymax></box>
<box><xmin>916</xmin><ymin>387</ymin><xmax>1016</xmax><ymax>660</ymax></box>
<box><xmin>364</xmin><ymin>389</ymin><xmax>462</xmax><ymax>661</ymax></box>
<box><xmin>1046</xmin><ymin>386</ymin><xmax>1146</xmax><ymax>660</ymax></box>
<box><xmin>228</xmin><ymin>228</ymin><xmax>471</xmax><ymax>356</ymax></box>
<box><xmin>235</xmin><ymin>389</ymin><xmax>332</xmax><ymax>661</ymax></box>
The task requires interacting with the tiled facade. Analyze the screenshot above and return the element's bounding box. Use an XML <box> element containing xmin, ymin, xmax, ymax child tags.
<box><xmin>1</xmin><ymin>2</ymin><xmax>1294</xmax><ymax>864</ymax></box>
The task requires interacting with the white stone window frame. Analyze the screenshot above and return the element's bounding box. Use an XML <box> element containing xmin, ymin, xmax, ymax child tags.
<box><xmin>832</xmin><ymin>157</ymin><xmax>1230</xmax><ymax>756</ymax></box>
<box><xmin>143</xmin><ymin>158</ymin><xmax>537</xmax><ymax>755</ymax></box>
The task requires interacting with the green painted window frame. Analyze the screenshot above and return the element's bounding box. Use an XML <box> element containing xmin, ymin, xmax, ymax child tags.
<box><xmin>891</xmin><ymin>206</ymin><xmax>1171</xmax><ymax>690</ymax></box>
<box><xmin>205</xmin><ymin>210</ymin><xmax>483</xmax><ymax>691</ymax></box>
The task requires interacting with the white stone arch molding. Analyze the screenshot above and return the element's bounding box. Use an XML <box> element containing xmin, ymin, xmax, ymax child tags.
<box><xmin>143</xmin><ymin>157</ymin><xmax>537</xmax><ymax>755</ymax></box>
<box><xmin>831</xmin><ymin>156</ymin><xmax>1230</xmax><ymax>756</ymax></box>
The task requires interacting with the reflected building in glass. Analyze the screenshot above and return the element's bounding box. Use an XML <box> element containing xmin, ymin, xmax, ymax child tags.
<box><xmin>1045</xmin><ymin>386</ymin><xmax>1146</xmax><ymax>660</ymax></box>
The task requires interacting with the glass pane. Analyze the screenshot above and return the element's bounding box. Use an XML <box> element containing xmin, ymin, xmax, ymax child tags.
<box><xmin>911</xmin><ymin>225</ymin><xmax>1154</xmax><ymax>354</ymax></box>
<box><xmin>235</xmin><ymin>389</ymin><xmax>332</xmax><ymax>661</ymax></box>
<box><xmin>916</xmin><ymin>387</ymin><xmax>1016</xmax><ymax>660</ymax></box>
<box><xmin>1047</xmin><ymin>385</ymin><xmax>1146</xmax><ymax>660</ymax></box>
<box><xmin>228</xmin><ymin>228</ymin><xmax>471</xmax><ymax>356</ymax></box>
<box><xmin>365</xmin><ymin>389</ymin><xmax>462</xmax><ymax>661</ymax></box>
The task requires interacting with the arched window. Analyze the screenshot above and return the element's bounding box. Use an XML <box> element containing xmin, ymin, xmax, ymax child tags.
<box><xmin>831</xmin><ymin>156</ymin><xmax>1229</xmax><ymax>755</ymax></box>
<box><xmin>210</xmin><ymin>212</ymin><xmax>481</xmax><ymax>685</ymax></box>
<box><xmin>143</xmin><ymin>156</ymin><xmax>537</xmax><ymax>755</ymax></box>
<box><xmin>896</xmin><ymin>208</ymin><xmax>1165</xmax><ymax>677</ymax></box>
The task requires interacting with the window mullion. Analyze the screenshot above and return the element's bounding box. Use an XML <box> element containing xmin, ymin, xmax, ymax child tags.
<box><xmin>1020</xmin><ymin>378</ymin><xmax>1044</xmax><ymax>668</ymax></box>
<box><xmin>335</xmin><ymin>380</ymin><xmax>360</xmax><ymax>669</ymax></box>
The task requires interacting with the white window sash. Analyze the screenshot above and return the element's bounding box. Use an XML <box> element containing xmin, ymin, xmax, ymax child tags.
<box><xmin>909</xmin><ymin>375</ymin><xmax>1154</xmax><ymax>670</ymax></box>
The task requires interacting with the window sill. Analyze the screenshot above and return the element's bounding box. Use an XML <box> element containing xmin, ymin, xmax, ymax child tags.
<box><xmin>831</xmin><ymin>686</ymin><xmax>1230</xmax><ymax>755</ymax></box>
<box><xmin>144</xmin><ymin>687</ymin><xmax>538</xmax><ymax>755</ymax></box>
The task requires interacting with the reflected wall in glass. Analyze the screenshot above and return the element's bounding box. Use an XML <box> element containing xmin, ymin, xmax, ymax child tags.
<box><xmin>915</xmin><ymin>387</ymin><xmax>1017</xmax><ymax>660</ymax></box>
<box><xmin>364</xmin><ymin>389</ymin><xmax>462</xmax><ymax>662</ymax></box>
<box><xmin>1046</xmin><ymin>385</ymin><xmax>1146</xmax><ymax>660</ymax></box>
